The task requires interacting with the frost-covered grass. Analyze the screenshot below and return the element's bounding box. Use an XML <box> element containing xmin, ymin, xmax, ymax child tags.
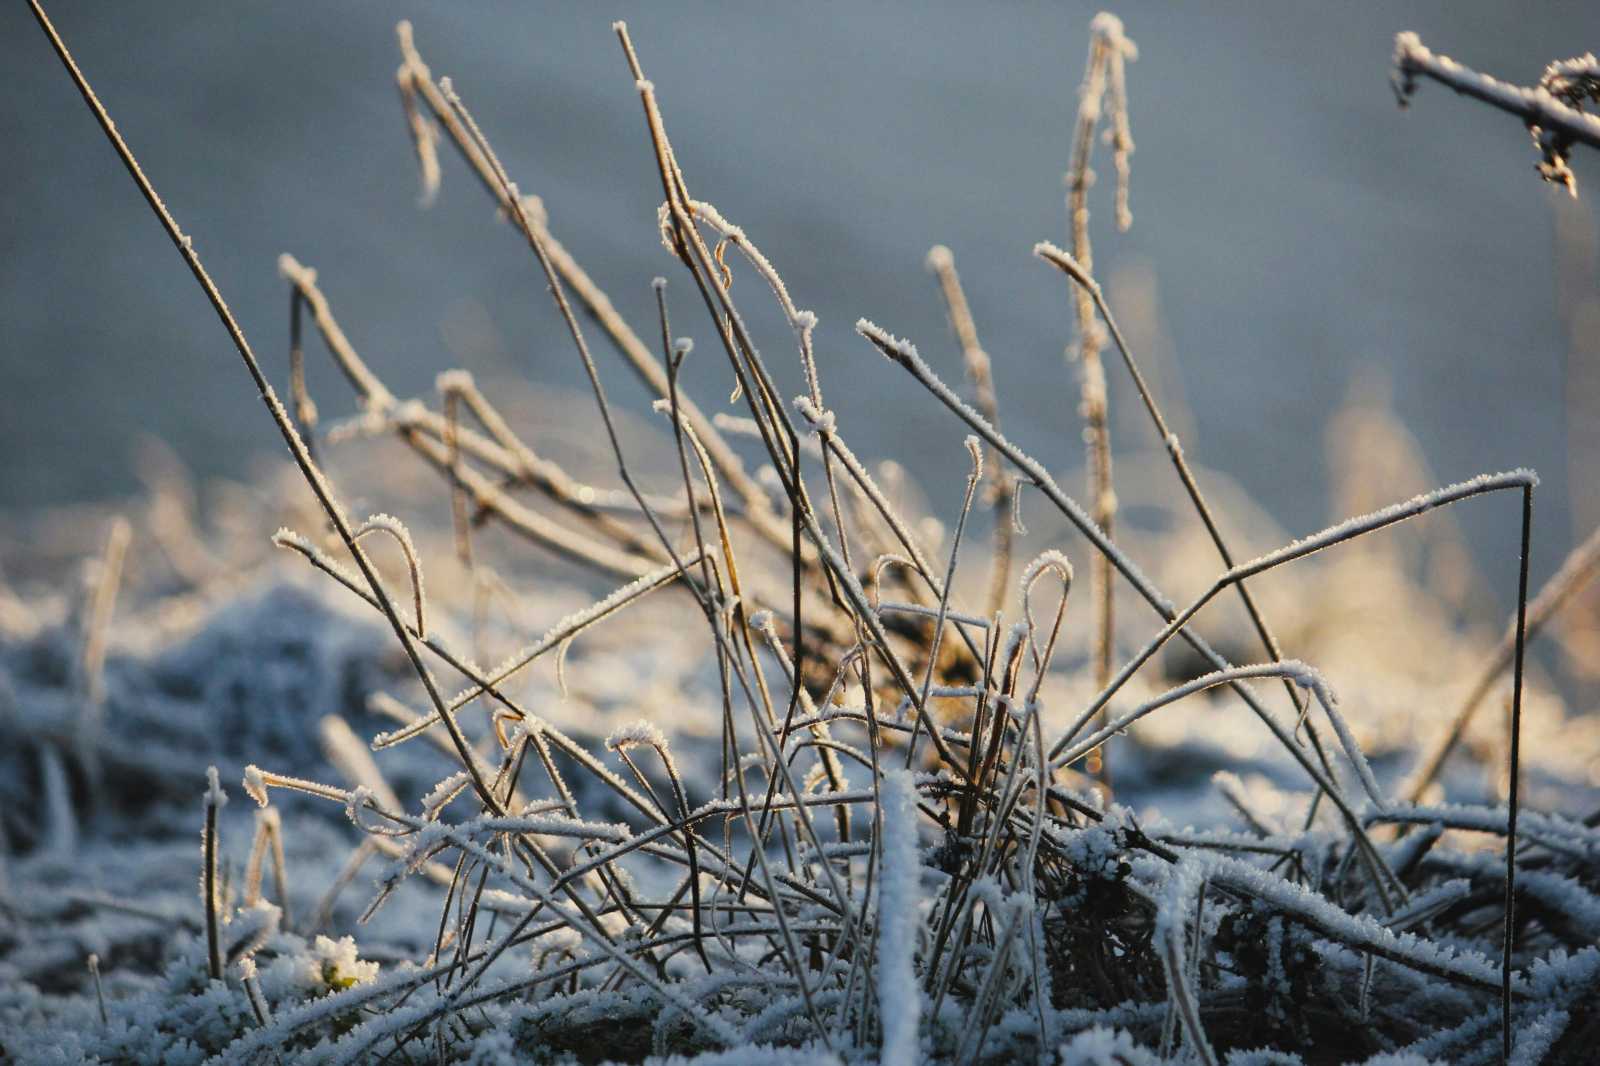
<box><xmin>6</xmin><ymin>5</ymin><xmax>1600</xmax><ymax>1064</ymax></box>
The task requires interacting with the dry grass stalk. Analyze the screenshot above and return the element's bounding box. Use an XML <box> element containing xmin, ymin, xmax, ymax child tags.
<box><xmin>1063</xmin><ymin>15</ymin><xmax>1136</xmax><ymax>781</ymax></box>
<box><xmin>1393</xmin><ymin>32</ymin><xmax>1600</xmax><ymax>195</ymax></box>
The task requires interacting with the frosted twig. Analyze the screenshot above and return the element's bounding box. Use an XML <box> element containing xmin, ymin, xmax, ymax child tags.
<box><xmin>1055</xmin><ymin>660</ymin><xmax>1385</xmax><ymax>811</ymax></box>
<box><xmin>394</xmin><ymin>23</ymin><xmax>440</xmax><ymax>206</ymax></box>
<box><xmin>1393</xmin><ymin>32</ymin><xmax>1600</xmax><ymax>196</ymax></box>
<box><xmin>242</xmin><ymin>805</ymin><xmax>289</xmax><ymax>927</ymax></box>
<box><xmin>877</xmin><ymin>770</ymin><xmax>921</xmax><ymax>1066</ymax></box>
<box><xmin>351</xmin><ymin>514</ymin><xmax>427</xmax><ymax>639</ymax></box>
<box><xmin>276</xmin><ymin>253</ymin><xmax>396</xmax><ymax>418</ymax></box>
<box><xmin>202</xmin><ymin>765</ymin><xmax>227</xmax><ymax>981</ymax></box>
<box><xmin>277</xmin><ymin>259</ymin><xmax>671</xmax><ymax>580</ymax></box>
<box><xmin>927</xmin><ymin>245</ymin><xmax>1017</xmax><ymax>619</ymax></box>
<box><xmin>1156</xmin><ymin>862</ymin><xmax>1218</xmax><ymax>1066</ymax></box>
<box><xmin>1044</xmin><ymin>469</ymin><xmax>1535</xmax><ymax>767</ymax></box>
<box><xmin>1063</xmin><ymin>16</ymin><xmax>1135</xmax><ymax>782</ymax></box>
<box><xmin>907</xmin><ymin>436</ymin><xmax>984</xmax><ymax>766</ymax></box>
<box><xmin>1020</xmin><ymin>549</ymin><xmax>1073</xmax><ymax>703</ymax></box>
<box><xmin>285</xmin><ymin>276</ymin><xmax>320</xmax><ymax>469</ymax></box>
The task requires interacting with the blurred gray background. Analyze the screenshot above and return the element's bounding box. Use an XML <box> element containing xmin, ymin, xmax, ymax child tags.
<box><xmin>4</xmin><ymin>2</ymin><xmax>1598</xmax><ymax>597</ymax></box>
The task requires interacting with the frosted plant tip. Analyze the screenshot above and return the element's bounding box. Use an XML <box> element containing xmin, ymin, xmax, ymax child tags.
<box><xmin>926</xmin><ymin>244</ymin><xmax>953</xmax><ymax>269</ymax></box>
<box><xmin>243</xmin><ymin>765</ymin><xmax>269</xmax><ymax>807</ymax></box>
<box><xmin>672</xmin><ymin>337</ymin><xmax>694</xmax><ymax>356</ymax></box>
<box><xmin>606</xmin><ymin>719</ymin><xmax>667</xmax><ymax>751</ymax></box>
<box><xmin>1020</xmin><ymin>549</ymin><xmax>1074</xmax><ymax>592</ymax></box>
<box><xmin>1034</xmin><ymin>240</ymin><xmax>1094</xmax><ymax>286</ymax></box>
<box><xmin>794</xmin><ymin>395</ymin><xmax>836</xmax><ymax>434</ymax></box>
<box><xmin>435</xmin><ymin>369</ymin><xmax>474</xmax><ymax>392</ymax></box>
<box><xmin>205</xmin><ymin>765</ymin><xmax>228</xmax><ymax>808</ymax></box>
<box><xmin>1090</xmin><ymin>12</ymin><xmax>1125</xmax><ymax>37</ymax></box>
<box><xmin>651</xmin><ymin>276</ymin><xmax>667</xmax><ymax>291</ymax></box>
<box><xmin>857</xmin><ymin>319</ymin><xmax>919</xmax><ymax>365</ymax></box>
<box><xmin>612</xmin><ymin>20</ymin><xmax>626</xmax><ymax>32</ymax></box>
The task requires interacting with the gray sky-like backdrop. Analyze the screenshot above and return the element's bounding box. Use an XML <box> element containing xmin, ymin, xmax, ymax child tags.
<box><xmin>5</xmin><ymin>2</ymin><xmax>1598</xmax><ymax>594</ymax></box>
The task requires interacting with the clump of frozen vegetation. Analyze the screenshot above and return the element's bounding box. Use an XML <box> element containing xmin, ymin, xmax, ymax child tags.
<box><xmin>6</xmin><ymin>6</ymin><xmax>1600</xmax><ymax>1064</ymax></box>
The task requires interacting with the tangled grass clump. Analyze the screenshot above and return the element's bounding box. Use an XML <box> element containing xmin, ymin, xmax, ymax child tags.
<box><xmin>9</xmin><ymin>5</ymin><xmax>1600</xmax><ymax>1064</ymax></box>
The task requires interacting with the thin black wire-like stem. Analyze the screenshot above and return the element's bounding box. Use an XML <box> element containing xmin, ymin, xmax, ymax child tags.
<box><xmin>1406</xmin><ymin>519</ymin><xmax>1600</xmax><ymax>804</ymax></box>
<box><xmin>1502</xmin><ymin>485</ymin><xmax>1533</xmax><ymax>1064</ymax></box>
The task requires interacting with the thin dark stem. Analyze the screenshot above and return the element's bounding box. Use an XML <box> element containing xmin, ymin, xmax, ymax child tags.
<box><xmin>1502</xmin><ymin>485</ymin><xmax>1533</xmax><ymax>1064</ymax></box>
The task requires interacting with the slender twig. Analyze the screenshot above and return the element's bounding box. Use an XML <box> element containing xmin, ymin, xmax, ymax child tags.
<box><xmin>927</xmin><ymin>246</ymin><xmax>1016</xmax><ymax>621</ymax></box>
<box><xmin>1063</xmin><ymin>17</ymin><xmax>1135</xmax><ymax>782</ymax></box>
<box><xmin>1393</xmin><ymin>32</ymin><xmax>1600</xmax><ymax>195</ymax></box>
<box><xmin>1502</xmin><ymin>486</ymin><xmax>1534</xmax><ymax>1063</ymax></box>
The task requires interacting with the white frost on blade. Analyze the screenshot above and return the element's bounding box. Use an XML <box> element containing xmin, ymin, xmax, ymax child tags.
<box><xmin>857</xmin><ymin>318</ymin><xmax>918</xmax><ymax>363</ymax></box>
<box><xmin>1379</xmin><ymin>803</ymin><xmax>1600</xmax><ymax>856</ymax></box>
<box><xmin>1527</xmin><ymin>945</ymin><xmax>1600</xmax><ymax>1001</ymax></box>
<box><xmin>421</xmin><ymin>770</ymin><xmax>471</xmax><ymax>817</ymax></box>
<box><xmin>1055</xmin><ymin>1026</ymin><xmax>1162</xmax><ymax>1065</ymax></box>
<box><xmin>1518</xmin><ymin>869</ymin><xmax>1600</xmax><ymax>930</ymax></box>
<box><xmin>1235</xmin><ymin>470</ymin><xmax>1536</xmax><ymax>579</ymax></box>
<box><xmin>793</xmin><ymin>395</ymin><xmax>836</xmax><ymax>436</ymax></box>
<box><xmin>1201</xmin><ymin>852</ymin><xmax>1507</xmax><ymax>989</ymax></box>
<box><xmin>1510</xmin><ymin>1007</ymin><xmax>1571</xmax><ymax>1066</ymax></box>
<box><xmin>877</xmin><ymin>769</ymin><xmax>922</xmax><ymax>1066</ymax></box>
<box><xmin>606</xmin><ymin>719</ymin><xmax>667</xmax><ymax>752</ymax></box>
<box><xmin>1019</xmin><ymin>548</ymin><xmax>1074</xmax><ymax>595</ymax></box>
<box><xmin>1033</xmin><ymin>240</ymin><xmax>1095</xmax><ymax>290</ymax></box>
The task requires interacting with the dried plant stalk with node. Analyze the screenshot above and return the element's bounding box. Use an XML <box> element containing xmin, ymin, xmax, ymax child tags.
<box><xmin>1393</xmin><ymin>33</ymin><xmax>1600</xmax><ymax>195</ymax></box>
<box><xmin>18</xmin><ymin>3</ymin><xmax>1600</xmax><ymax>1064</ymax></box>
